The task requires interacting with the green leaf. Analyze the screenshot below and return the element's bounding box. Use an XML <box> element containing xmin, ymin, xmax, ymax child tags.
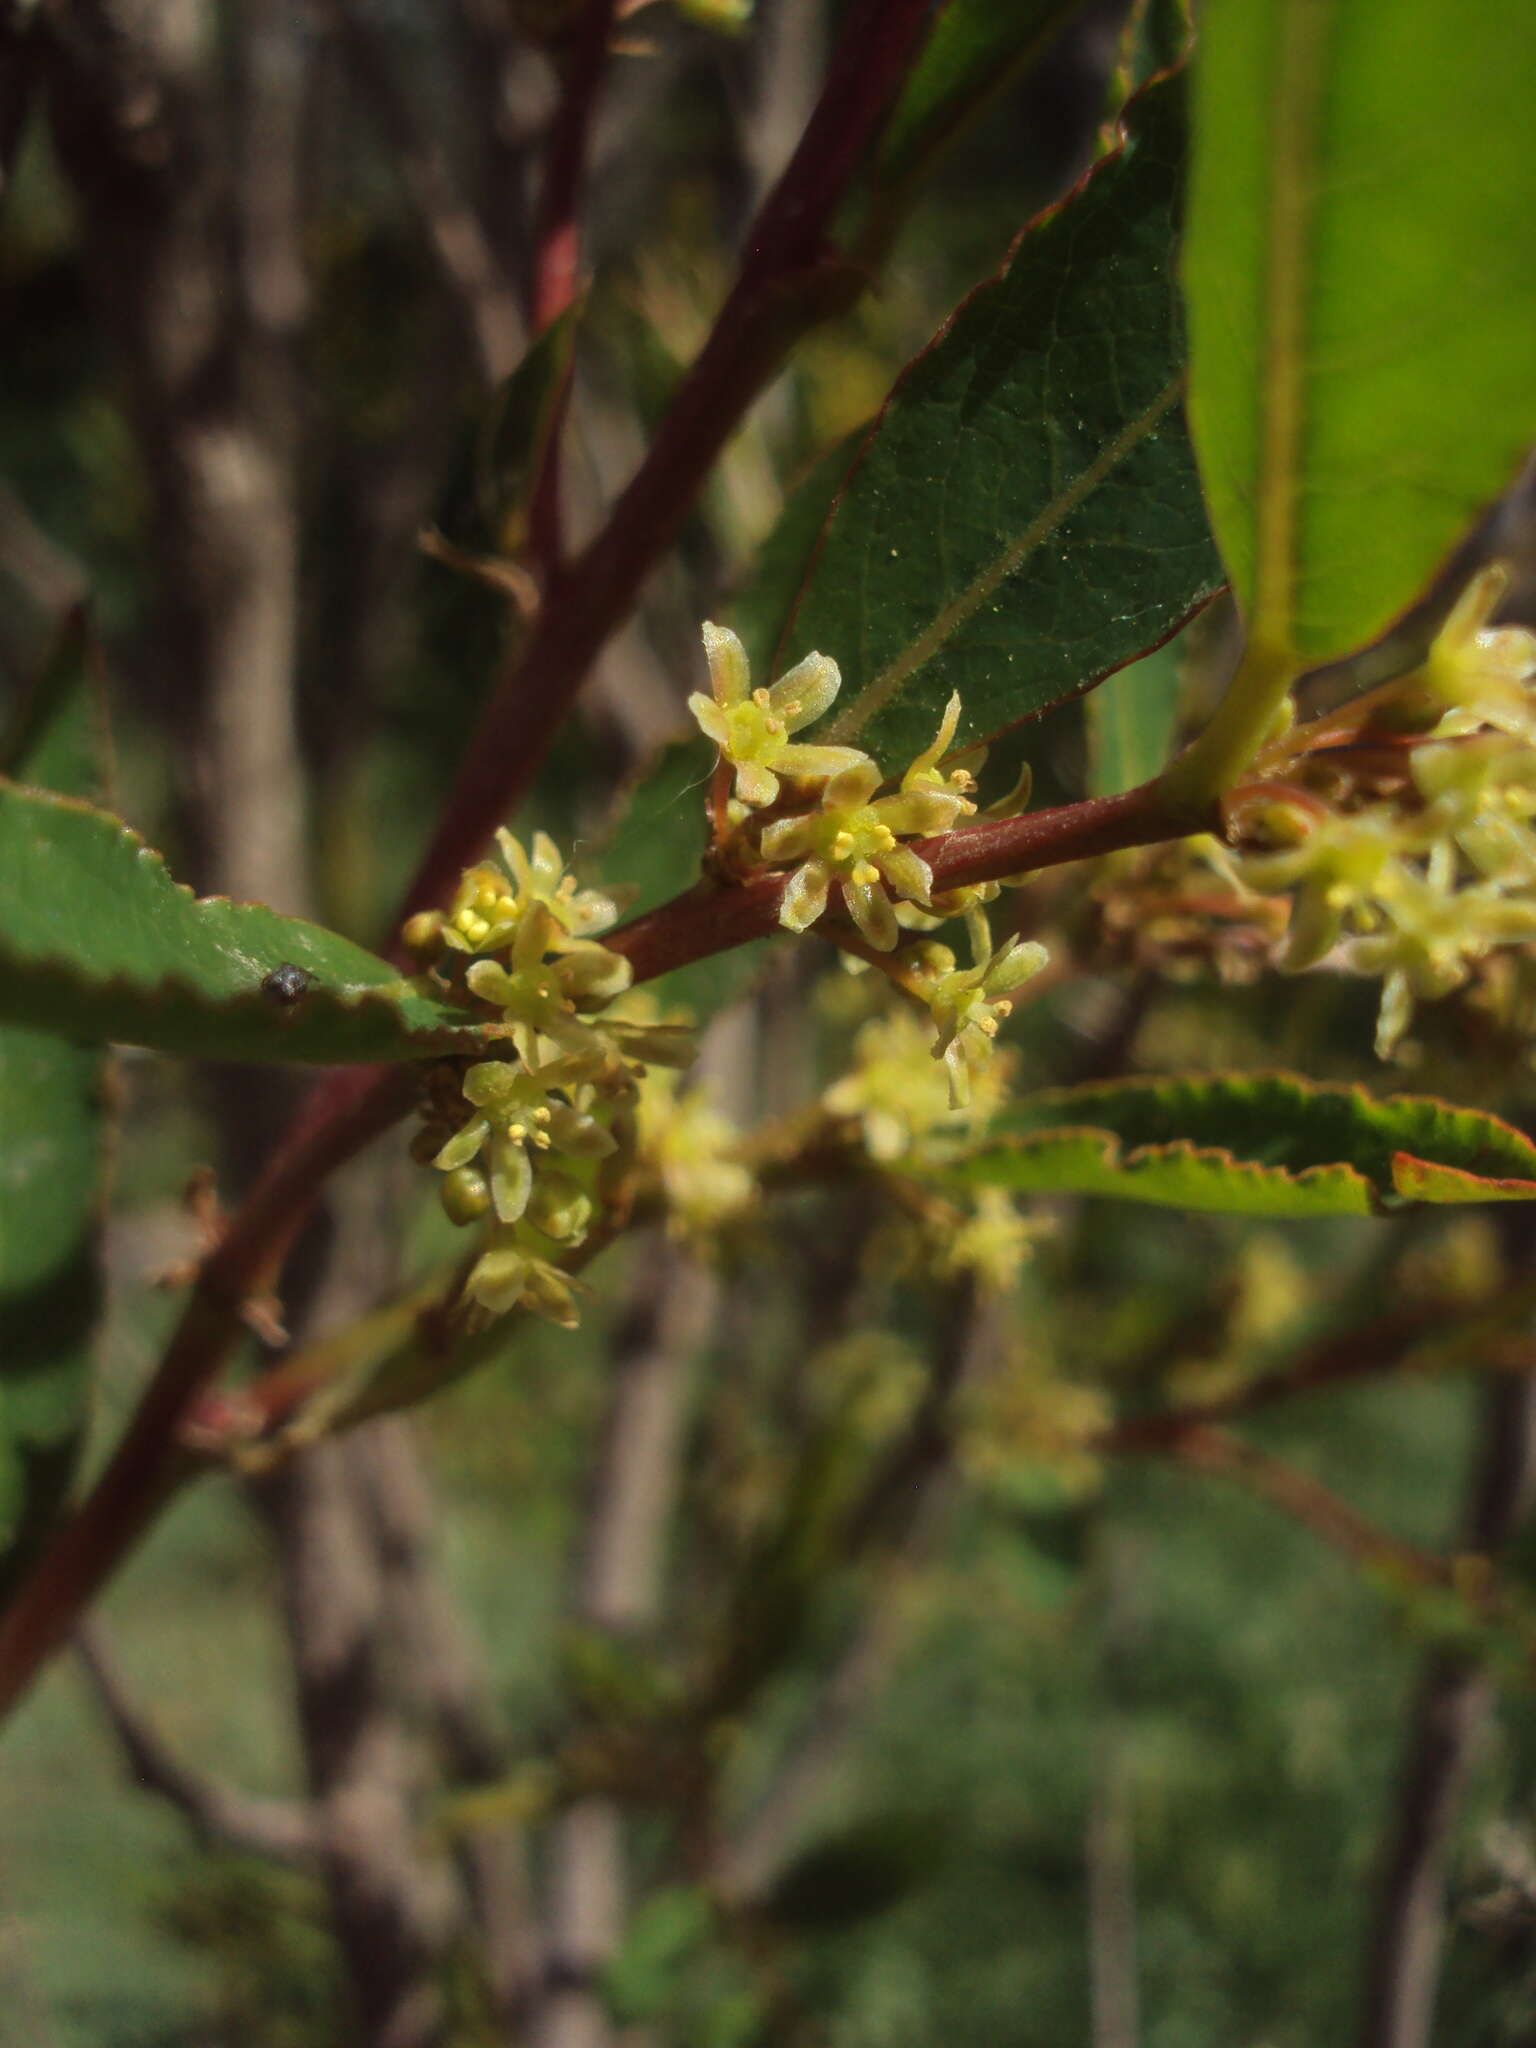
<box><xmin>731</xmin><ymin>432</ymin><xmax>864</xmax><ymax>679</ymax></box>
<box><xmin>0</xmin><ymin>618</ymin><xmax>108</xmax><ymax>1599</ymax></box>
<box><xmin>0</xmin><ymin>783</ymin><xmax>503</xmax><ymax>1064</ymax></box>
<box><xmin>772</xmin><ymin>75</ymin><xmax>1223</xmax><ymax>773</ymax></box>
<box><xmin>435</xmin><ymin>303</ymin><xmax>581</xmax><ymax>558</ymax></box>
<box><xmin>1183</xmin><ymin>0</ymin><xmax>1536</xmax><ymax>670</ymax></box>
<box><xmin>869</xmin><ymin>0</ymin><xmax>1081</xmax><ymax>217</ymax></box>
<box><xmin>1084</xmin><ymin>622</ymin><xmax>1187</xmax><ymax>797</ymax></box>
<box><xmin>942</xmin><ymin>1072</ymin><xmax>1536</xmax><ymax>1218</ymax></box>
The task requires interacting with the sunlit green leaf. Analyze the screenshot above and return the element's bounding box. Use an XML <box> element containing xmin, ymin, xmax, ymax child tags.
<box><xmin>1183</xmin><ymin>0</ymin><xmax>1536</xmax><ymax>667</ymax></box>
<box><xmin>0</xmin><ymin>783</ymin><xmax>503</xmax><ymax>1064</ymax></box>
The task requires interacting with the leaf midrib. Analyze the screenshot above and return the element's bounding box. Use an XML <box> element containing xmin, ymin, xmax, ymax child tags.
<box><xmin>1250</xmin><ymin>0</ymin><xmax>1332</xmax><ymax>648</ymax></box>
<box><xmin>825</xmin><ymin>371</ymin><xmax>1186</xmax><ymax>744</ymax></box>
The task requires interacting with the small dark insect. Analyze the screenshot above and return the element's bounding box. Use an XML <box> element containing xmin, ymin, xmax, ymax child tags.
<box><xmin>261</xmin><ymin>962</ymin><xmax>316</xmax><ymax>1007</ymax></box>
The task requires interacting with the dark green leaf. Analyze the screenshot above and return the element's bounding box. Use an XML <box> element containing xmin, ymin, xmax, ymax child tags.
<box><xmin>1183</xmin><ymin>0</ymin><xmax>1536</xmax><ymax>668</ymax></box>
<box><xmin>870</xmin><ymin>0</ymin><xmax>1081</xmax><ymax>217</ymax></box>
<box><xmin>0</xmin><ymin>783</ymin><xmax>504</xmax><ymax>1064</ymax></box>
<box><xmin>942</xmin><ymin>1072</ymin><xmax>1536</xmax><ymax>1218</ymax></box>
<box><xmin>774</xmin><ymin>76</ymin><xmax>1222</xmax><ymax>773</ymax></box>
<box><xmin>731</xmin><ymin>432</ymin><xmax>864</xmax><ymax>679</ymax></box>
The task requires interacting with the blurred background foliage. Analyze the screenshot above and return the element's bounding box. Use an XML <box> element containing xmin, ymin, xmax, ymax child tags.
<box><xmin>5</xmin><ymin>2</ymin><xmax>1536</xmax><ymax>2044</ymax></box>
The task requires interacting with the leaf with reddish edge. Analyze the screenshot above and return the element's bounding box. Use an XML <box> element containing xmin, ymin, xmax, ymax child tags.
<box><xmin>939</xmin><ymin>1072</ymin><xmax>1536</xmax><ymax>1217</ymax></box>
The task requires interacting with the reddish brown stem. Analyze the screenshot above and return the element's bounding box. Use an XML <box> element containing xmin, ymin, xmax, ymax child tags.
<box><xmin>609</xmin><ymin>778</ymin><xmax>1204</xmax><ymax>984</ymax></box>
<box><xmin>527</xmin><ymin>0</ymin><xmax>619</xmax><ymax>574</ymax></box>
<box><xmin>0</xmin><ymin>1063</ymin><xmax>413</xmax><ymax>1721</ymax></box>
<box><xmin>1117</xmin><ymin>1421</ymin><xmax>1446</xmax><ymax>1585</ymax></box>
<box><xmin>396</xmin><ymin>0</ymin><xmax>936</xmax><ymax>932</ymax></box>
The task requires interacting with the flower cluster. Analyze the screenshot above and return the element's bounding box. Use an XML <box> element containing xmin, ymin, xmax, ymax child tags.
<box><xmin>689</xmin><ymin>623</ymin><xmax>1040</xmax><ymax>1099</ymax></box>
<box><xmin>408</xmin><ymin>830</ymin><xmax>693</xmax><ymax>1325</ymax></box>
<box><xmin>1230</xmin><ymin>567</ymin><xmax>1536</xmax><ymax>1058</ymax></box>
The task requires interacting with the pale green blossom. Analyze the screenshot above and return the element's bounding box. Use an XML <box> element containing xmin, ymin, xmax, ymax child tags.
<box><xmin>911</xmin><ymin>908</ymin><xmax>1049</xmax><ymax>1106</ymax></box>
<box><xmin>688</xmin><ymin>622</ymin><xmax>868</xmax><ymax>809</ymax></box>
<box><xmin>433</xmin><ymin>1054</ymin><xmax>615</xmax><ymax>1224</ymax></box>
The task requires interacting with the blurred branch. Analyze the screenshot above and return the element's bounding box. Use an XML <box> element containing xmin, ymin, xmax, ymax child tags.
<box><xmin>1116</xmin><ymin>1421</ymin><xmax>1448</xmax><ymax>1586</ymax></box>
<box><xmin>75</xmin><ymin>1623</ymin><xmax>322</xmax><ymax>1868</ymax></box>
<box><xmin>257</xmin><ymin>1436</ymin><xmax>456</xmax><ymax>2048</ymax></box>
<box><xmin>1101</xmin><ymin>1289</ymin><xmax>1536</xmax><ymax>1455</ymax></box>
<box><xmin>358</xmin><ymin>1420</ymin><xmax>544</xmax><ymax>2030</ymax></box>
<box><xmin>532</xmin><ymin>1239</ymin><xmax>719</xmax><ymax>2048</ymax></box>
<box><xmin>531</xmin><ymin>0</ymin><xmax>614</xmax><ymax>330</ymax></box>
<box><xmin>1359</xmin><ymin>1368</ymin><xmax>1536</xmax><ymax>2048</ymax></box>
<box><xmin>710</xmin><ymin>1287</ymin><xmax>1004</xmax><ymax>1902</ymax></box>
<box><xmin>329</xmin><ymin>0</ymin><xmax>527</xmax><ymax>383</ymax></box>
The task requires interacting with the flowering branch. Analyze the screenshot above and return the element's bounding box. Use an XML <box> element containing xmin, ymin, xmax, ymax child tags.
<box><xmin>397</xmin><ymin>0</ymin><xmax>937</xmax><ymax>929</ymax></box>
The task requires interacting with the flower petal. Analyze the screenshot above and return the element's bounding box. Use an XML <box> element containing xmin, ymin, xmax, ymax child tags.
<box><xmin>734</xmin><ymin>761</ymin><xmax>780</xmax><ymax>808</ymax></box>
<box><xmin>824</xmin><ymin>759</ymin><xmax>882</xmax><ymax>810</ymax></box>
<box><xmin>488</xmin><ymin>1132</ymin><xmax>534</xmax><ymax>1222</ymax></box>
<box><xmin>877</xmin><ymin>844</ymin><xmax>933</xmax><ymax>904</ymax></box>
<box><xmin>433</xmin><ymin>1116</ymin><xmax>490</xmax><ymax>1171</ymax></box>
<box><xmin>547</xmin><ymin>1104</ymin><xmax>617</xmax><ymax>1157</ymax></box>
<box><xmin>774</xmin><ymin>742</ymin><xmax>873</xmax><ymax>783</ymax></box>
<box><xmin>759</xmin><ymin>815</ymin><xmax>818</xmax><ymax>862</ymax></box>
<box><xmin>702</xmin><ymin>621</ymin><xmax>750</xmax><ymax>706</ymax></box>
<box><xmin>768</xmin><ymin>650</ymin><xmax>840</xmax><ymax>729</ymax></box>
<box><xmin>778</xmin><ymin>860</ymin><xmax>831</xmax><ymax>933</ymax></box>
<box><xmin>688</xmin><ymin>693</ymin><xmax>732</xmax><ymax>748</ymax></box>
<box><xmin>843</xmin><ymin>876</ymin><xmax>898</xmax><ymax>951</ymax></box>
<box><xmin>984</xmin><ymin>939</ymin><xmax>1049</xmax><ymax>995</ymax></box>
<box><xmin>903</xmin><ymin>691</ymin><xmax>962</xmax><ymax>787</ymax></box>
<box><xmin>466</xmin><ymin>959</ymin><xmax>516</xmax><ymax>1006</ymax></box>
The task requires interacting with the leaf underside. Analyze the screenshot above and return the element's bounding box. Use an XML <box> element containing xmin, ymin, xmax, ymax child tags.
<box><xmin>1183</xmin><ymin>0</ymin><xmax>1536</xmax><ymax>667</ymax></box>
<box><xmin>942</xmin><ymin>1072</ymin><xmax>1536</xmax><ymax>1218</ymax></box>
<box><xmin>0</xmin><ymin>782</ymin><xmax>501</xmax><ymax>1064</ymax></box>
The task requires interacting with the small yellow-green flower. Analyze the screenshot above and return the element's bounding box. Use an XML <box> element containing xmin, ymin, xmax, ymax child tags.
<box><xmin>1235</xmin><ymin>808</ymin><xmax>1410</xmax><ymax>970</ymax></box>
<box><xmin>438</xmin><ymin>829</ymin><xmax>623</xmax><ymax>960</ymax></box>
<box><xmin>464</xmin><ymin>904</ymin><xmax>631</xmax><ymax>1059</ymax></box>
<box><xmin>1412</xmin><ymin>735</ymin><xmax>1536</xmax><ymax>886</ymax></box>
<box><xmin>913</xmin><ymin>908</ymin><xmax>1049</xmax><ymax>1105</ymax></box>
<box><xmin>1417</xmin><ymin>562</ymin><xmax>1536</xmax><ymax>742</ymax></box>
<box><xmin>466</xmin><ymin>1222</ymin><xmax>580</xmax><ymax>1325</ymax></box>
<box><xmin>755</xmin><ymin>702</ymin><xmax>979</xmax><ymax>951</ymax></box>
<box><xmin>822</xmin><ymin>1008</ymin><xmax>1009</xmax><ymax>1160</ymax></box>
<box><xmin>434</xmin><ymin>1055</ymin><xmax>615</xmax><ymax>1223</ymax></box>
<box><xmin>688</xmin><ymin>622</ymin><xmax>869</xmax><ymax>809</ymax></box>
<box><xmin>1354</xmin><ymin>849</ymin><xmax>1536</xmax><ymax>1058</ymax></box>
<box><xmin>636</xmin><ymin>1070</ymin><xmax>754</xmax><ymax>1237</ymax></box>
